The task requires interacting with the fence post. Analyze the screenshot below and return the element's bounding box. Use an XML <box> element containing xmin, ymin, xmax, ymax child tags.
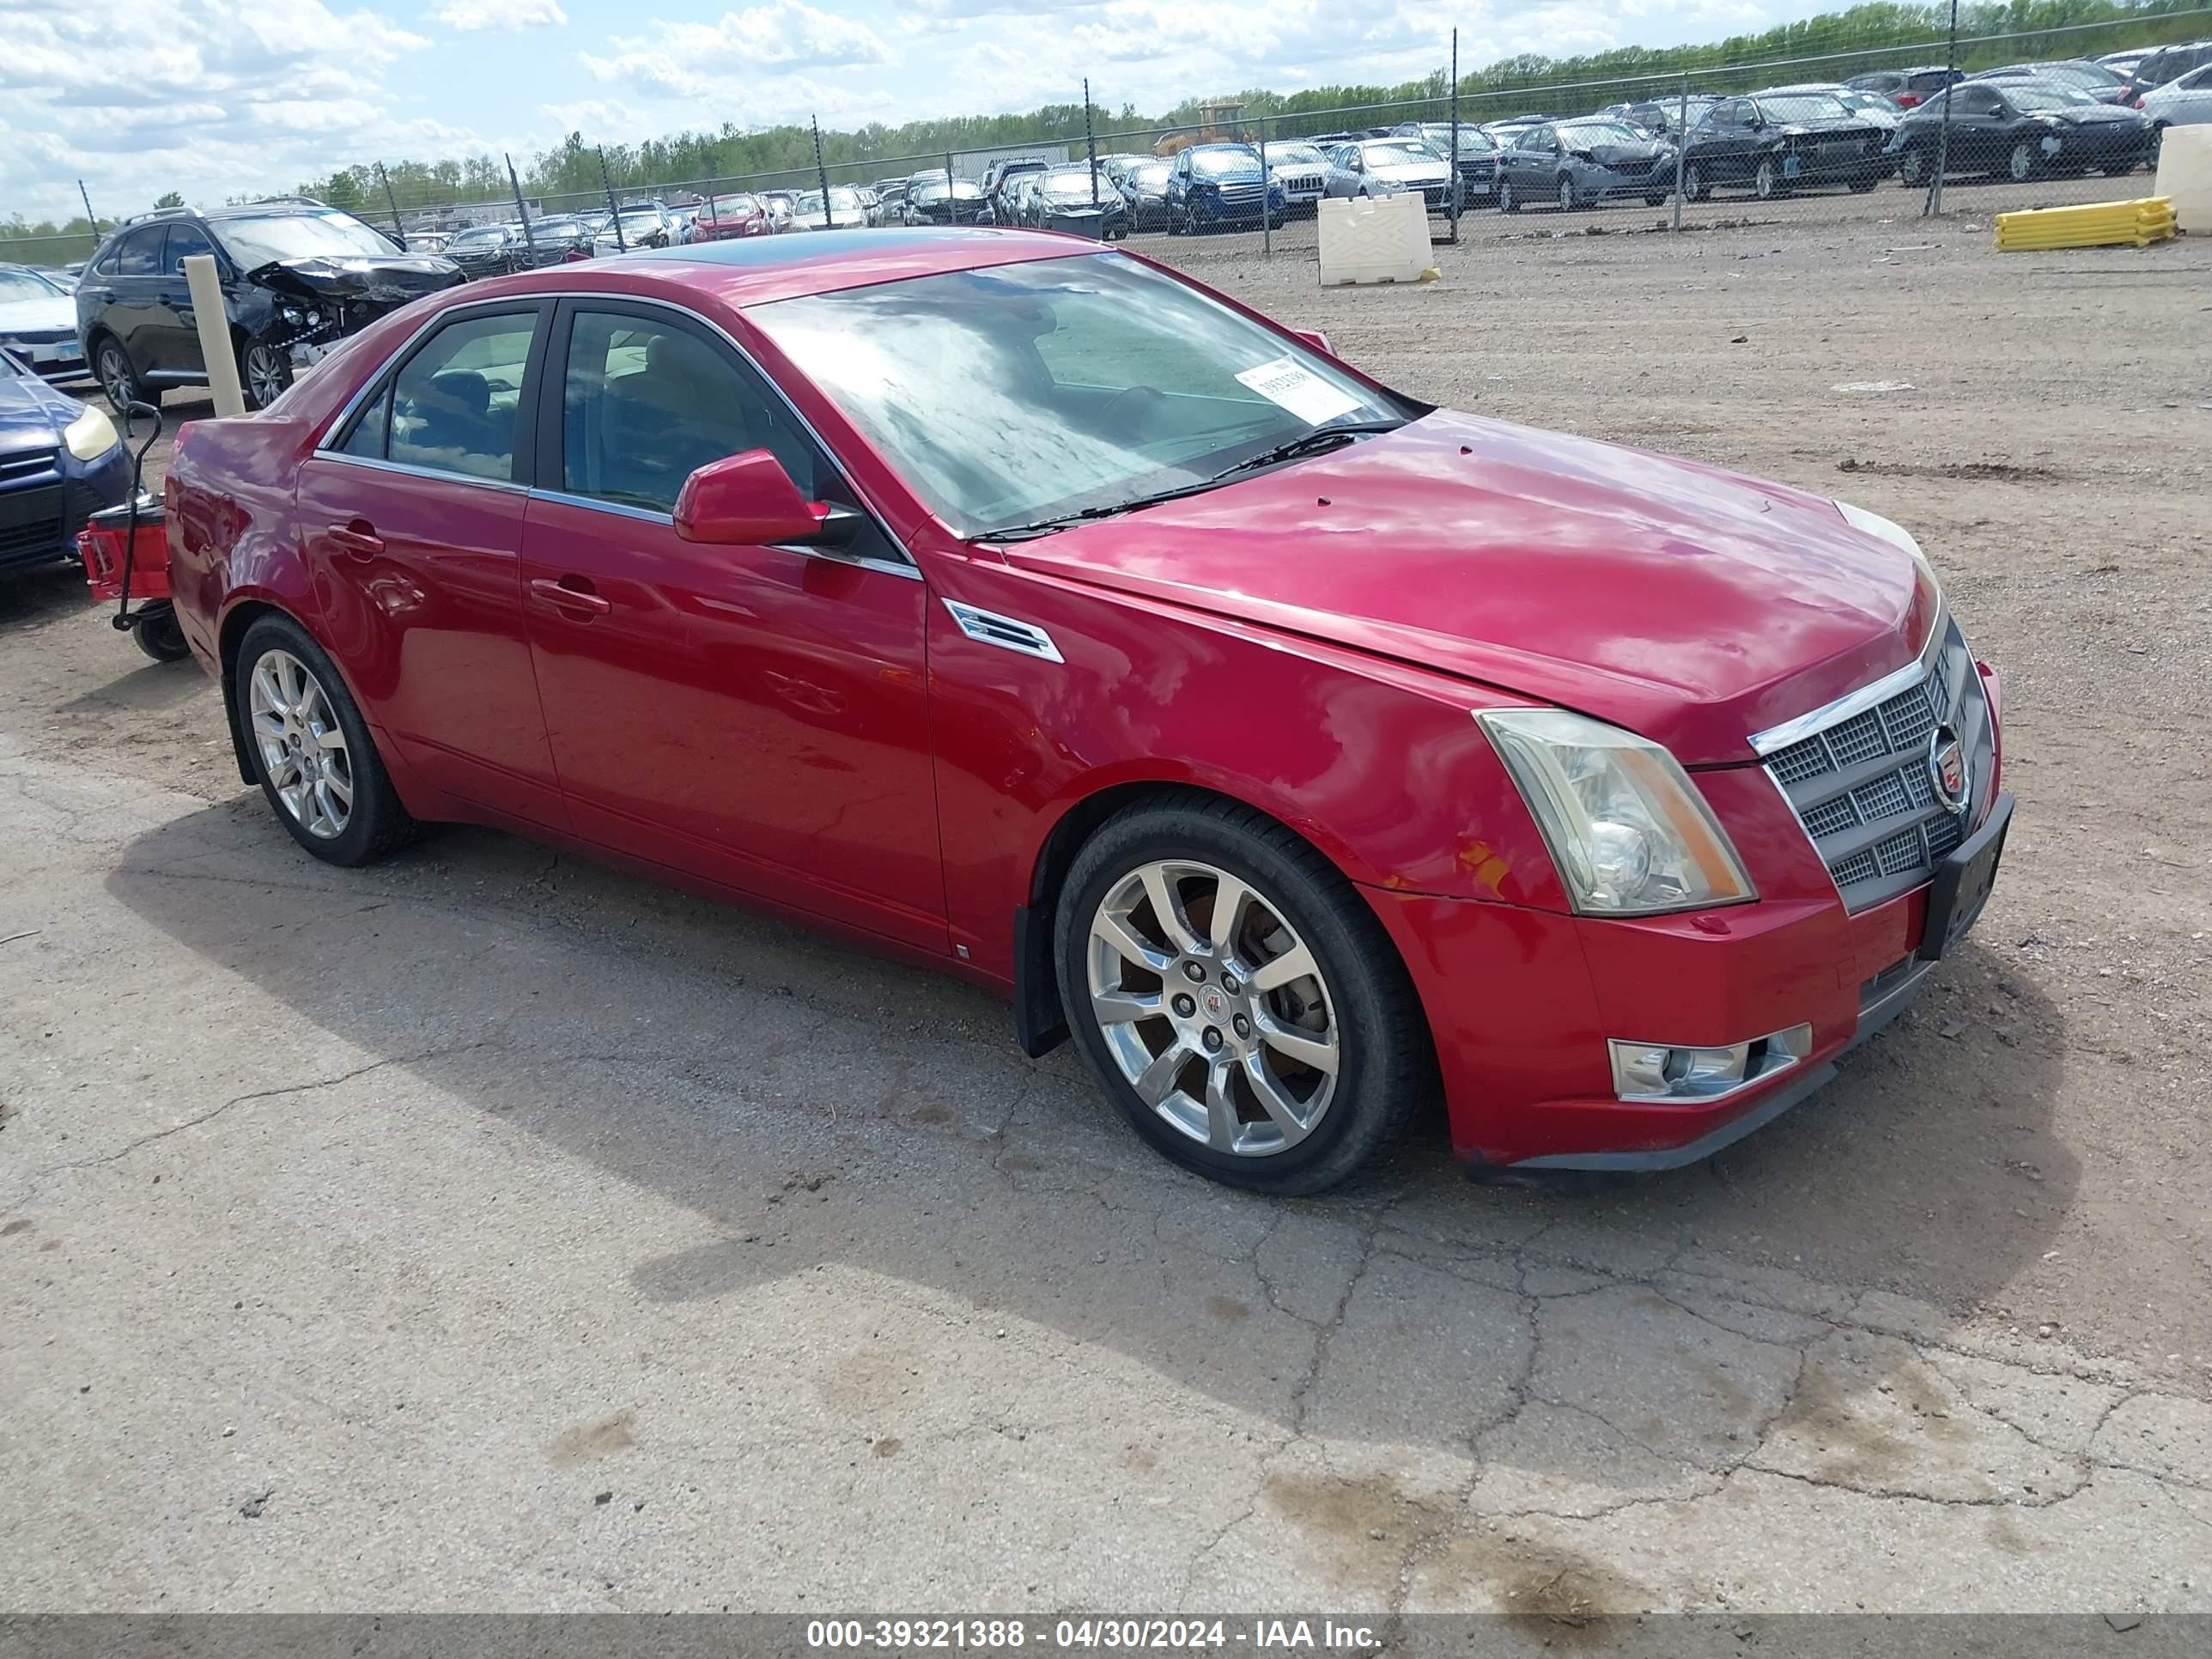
<box><xmin>1929</xmin><ymin>0</ymin><xmax>1959</xmax><ymax>216</ymax></box>
<box><xmin>598</xmin><ymin>147</ymin><xmax>627</xmax><ymax>252</ymax></box>
<box><xmin>77</xmin><ymin>180</ymin><xmax>99</xmax><ymax>237</ymax></box>
<box><xmin>1085</xmin><ymin>78</ymin><xmax>1099</xmax><ymax>210</ymax></box>
<box><xmin>1674</xmin><ymin>75</ymin><xmax>1687</xmax><ymax>232</ymax></box>
<box><xmin>376</xmin><ymin>164</ymin><xmax>404</xmax><ymax>244</ymax></box>
<box><xmin>812</xmin><ymin>116</ymin><xmax>833</xmax><ymax>230</ymax></box>
<box><xmin>1448</xmin><ymin>28</ymin><xmax>1461</xmax><ymax>244</ymax></box>
<box><xmin>1261</xmin><ymin>114</ymin><xmax>1273</xmax><ymax>258</ymax></box>
<box><xmin>505</xmin><ymin>153</ymin><xmax>537</xmax><ymax>267</ymax></box>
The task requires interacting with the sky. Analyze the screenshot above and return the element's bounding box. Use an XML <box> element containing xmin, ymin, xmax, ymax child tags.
<box><xmin>1</xmin><ymin>0</ymin><xmax>1810</xmax><ymax>226</ymax></box>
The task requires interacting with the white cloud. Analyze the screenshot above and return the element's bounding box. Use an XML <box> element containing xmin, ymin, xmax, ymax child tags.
<box><xmin>581</xmin><ymin>2</ymin><xmax>890</xmax><ymax>98</ymax></box>
<box><xmin>436</xmin><ymin>0</ymin><xmax>569</xmax><ymax>31</ymax></box>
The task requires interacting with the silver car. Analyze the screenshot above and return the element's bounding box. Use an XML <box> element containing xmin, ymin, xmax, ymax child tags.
<box><xmin>1493</xmin><ymin>118</ymin><xmax>1680</xmax><ymax>213</ymax></box>
<box><xmin>1325</xmin><ymin>138</ymin><xmax>1455</xmax><ymax>209</ymax></box>
<box><xmin>0</xmin><ymin>264</ymin><xmax>85</xmax><ymax>380</ymax></box>
<box><xmin>1257</xmin><ymin>140</ymin><xmax>1342</xmax><ymax>214</ymax></box>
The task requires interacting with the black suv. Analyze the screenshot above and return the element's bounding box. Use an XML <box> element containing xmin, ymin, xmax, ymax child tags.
<box><xmin>76</xmin><ymin>198</ymin><xmax>463</xmax><ymax>412</ymax></box>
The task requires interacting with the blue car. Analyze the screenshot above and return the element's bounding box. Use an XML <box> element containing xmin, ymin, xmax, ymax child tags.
<box><xmin>0</xmin><ymin>348</ymin><xmax>132</xmax><ymax>574</ymax></box>
<box><xmin>1162</xmin><ymin>143</ymin><xmax>1289</xmax><ymax>234</ymax></box>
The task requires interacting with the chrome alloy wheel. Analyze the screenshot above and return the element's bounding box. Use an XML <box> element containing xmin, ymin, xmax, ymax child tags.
<box><xmin>1085</xmin><ymin>860</ymin><xmax>1340</xmax><ymax>1156</ymax></box>
<box><xmin>243</xmin><ymin>343</ymin><xmax>289</xmax><ymax>410</ymax></box>
<box><xmin>249</xmin><ymin>649</ymin><xmax>353</xmax><ymax>839</ymax></box>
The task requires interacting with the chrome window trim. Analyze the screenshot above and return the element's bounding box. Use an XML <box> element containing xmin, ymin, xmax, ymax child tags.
<box><xmin>311</xmin><ymin>287</ymin><xmax>918</xmax><ymax>573</ymax></box>
<box><xmin>524</xmin><ymin>485</ymin><xmax>922</xmax><ymax>581</ymax></box>
<box><xmin>1747</xmin><ymin>607</ymin><xmax>1947</xmax><ymax>757</ymax></box>
<box><xmin>314</xmin><ymin>450</ymin><xmax>528</xmax><ymax>495</ymax></box>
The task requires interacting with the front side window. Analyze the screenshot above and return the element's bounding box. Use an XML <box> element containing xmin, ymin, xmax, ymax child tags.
<box><xmin>379</xmin><ymin>310</ymin><xmax>538</xmax><ymax>482</ymax></box>
<box><xmin>161</xmin><ymin>223</ymin><xmax>216</xmax><ymax>274</ymax></box>
<box><xmin>750</xmin><ymin>252</ymin><xmax>1408</xmax><ymax>539</ymax></box>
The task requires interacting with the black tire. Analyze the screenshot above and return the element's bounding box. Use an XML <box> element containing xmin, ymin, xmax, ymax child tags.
<box><xmin>1753</xmin><ymin>156</ymin><xmax>1784</xmax><ymax>200</ymax></box>
<box><xmin>1052</xmin><ymin>793</ymin><xmax>1431</xmax><ymax>1195</ymax></box>
<box><xmin>1555</xmin><ymin>174</ymin><xmax>1580</xmax><ymax>212</ymax></box>
<box><xmin>240</xmin><ymin>341</ymin><xmax>292</xmax><ymax>411</ymax></box>
<box><xmin>1498</xmin><ymin>179</ymin><xmax>1519</xmax><ymax>213</ymax></box>
<box><xmin>235</xmin><ymin>613</ymin><xmax>414</xmax><ymax>866</ymax></box>
<box><xmin>93</xmin><ymin>335</ymin><xmax>151</xmax><ymax>416</ymax></box>
<box><xmin>1683</xmin><ymin>163</ymin><xmax>1709</xmax><ymax>203</ymax></box>
<box><xmin>132</xmin><ymin>606</ymin><xmax>191</xmax><ymax>663</ymax></box>
<box><xmin>1899</xmin><ymin>146</ymin><xmax>1929</xmax><ymax>188</ymax></box>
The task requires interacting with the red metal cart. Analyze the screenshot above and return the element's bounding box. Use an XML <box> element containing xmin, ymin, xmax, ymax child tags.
<box><xmin>75</xmin><ymin>402</ymin><xmax>189</xmax><ymax>663</ymax></box>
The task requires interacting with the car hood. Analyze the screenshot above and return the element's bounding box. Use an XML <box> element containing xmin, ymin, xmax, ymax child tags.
<box><xmin>0</xmin><ymin>295</ymin><xmax>76</xmax><ymax>334</ymax></box>
<box><xmin>1000</xmin><ymin>411</ymin><xmax>1934</xmax><ymax>765</ymax></box>
<box><xmin>2045</xmin><ymin>104</ymin><xmax>2142</xmax><ymax>125</ymax></box>
<box><xmin>245</xmin><ymin>255</ymin><xmax>463</xmax><ymax>301</ymax></box>
<box><xmin>0</xmin><ymin>373</ymin><xmax>70</xmax><ymax>447</ymax></box>
<box><xmin>1370</xmin><ymin>160</ymin><xmax>1450</xmax><ymax>181</ymax></box>
<box><xmin>1575</xmin><ymin>140</ymin><xmax>1673</xmax><ymax>165</ymax></box>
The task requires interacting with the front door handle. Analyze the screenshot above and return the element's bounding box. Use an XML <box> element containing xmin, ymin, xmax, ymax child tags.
<box><xmin>530</xmin><ymin>576</ymin><xmax>612</xmax><ymax>618</ymax></box>
<box><xmin>327</xmin><ymin>521</ymin><xmax>383</xmax><ymax>561</ymax></box>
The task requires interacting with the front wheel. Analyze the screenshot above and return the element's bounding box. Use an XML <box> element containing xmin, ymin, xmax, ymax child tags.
<box><xmin>1054</xmin><ymin>795</ymin><xmax>1430</xmax><ymax>1194</ymax></box>
<box><xmin>1498</xmin><ymin>179</ymin><xmax>1519</xmax><ymax>214</ymax></box>
<box><xmin>1899</xmin><ymin>146</ymin><xmax>1929</xmax><ymax>187</ymax></box>
<box><xmin>240</xmin><ymin>342</ymin><xmax>291</xmax><ymax>410</ymax></box>
<box><xmin>236</xmin><ymin>614</ymin><xmax>414</xmax><ymax>866</ymax></box>
<box><xmin>1753</xmin><ymin>156</ymin><xmax>1784</xmax><ymax>200</ymax></box>
<box><xmin>1556</xmin><ymin>175</ymin><xmax>1579</xmax><ymax>212</ymax></box>
<box><xmin>94</xmin><ymin>337</ymin><xmax>150</xmax><ymax>416</ymax></box>
<box><xmin>2007</xmin><ymin>140</ymin><xmax>2036</xmax><ymax>183</ymax></box>
<box><xmin>1682</xmin><ymin>163</ymin><xmax>1708</xmax><ymax>203</ymax></box>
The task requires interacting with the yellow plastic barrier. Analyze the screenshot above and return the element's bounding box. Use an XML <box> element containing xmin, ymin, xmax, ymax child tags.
<box><xmin>1995</xmin><ymin>197</ymin><xmax>2177</xmax><ymax>252</ymax></box>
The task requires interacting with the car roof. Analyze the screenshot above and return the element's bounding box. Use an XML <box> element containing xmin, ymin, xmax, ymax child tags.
<box><xmin>463</xmin><ymin>227</ymin><xmax>1097</xmax><ymax>309</ymax></box>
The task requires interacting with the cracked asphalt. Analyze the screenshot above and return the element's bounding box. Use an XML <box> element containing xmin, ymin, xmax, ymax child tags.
<box><xmin>3</xmin><ymin>203</ymin><xmax>2210</xmax><ymax>1616</ymax></box>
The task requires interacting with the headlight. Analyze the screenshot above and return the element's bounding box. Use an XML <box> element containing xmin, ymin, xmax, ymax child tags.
<box><xmin>64</xmin><ymin>404</ymin><xmax>118</xmax><ymax>462</ymax></box>
<box><xmin>1835</xmin><ymin>498</ymin><xmax>1942</xmax><ymax>606</ymax></box>
<box><xmin>1475</xmin><ymin>708</ymin><xmax>1756</xmax><ymax>915</ymax></box>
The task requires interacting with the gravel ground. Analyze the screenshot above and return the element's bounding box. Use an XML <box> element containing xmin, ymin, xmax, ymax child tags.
<box><xmin>2</xmin><ymin>201</ymin><xmax>2209</xmax><ymax>1615</ymax></box>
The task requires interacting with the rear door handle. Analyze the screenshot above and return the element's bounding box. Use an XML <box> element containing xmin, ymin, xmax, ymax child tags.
<box><xmin>530</xmin><ymin>576</ymin><xmax>611</xmax><ymax>618</ymax></box>
<box><xmin>327</xmin><ymin>521</ymin><xmax>383</xmax><ymax>561</ymax></box>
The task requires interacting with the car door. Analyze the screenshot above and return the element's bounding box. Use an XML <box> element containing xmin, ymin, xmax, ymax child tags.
<box><xmin>1942</xmin><ymin>87</ymin><xmax>2007</xmax><ymax>169</ymax></box>
<box><xmin>297</xmin><ymin>301</ymin><xmax>568</xmax><ymax>830</ymax></box>
<box><xmin>152</xmin><ymin>221</ymin><xmax>220</xmax><ymax>374</ymax></box>
<box><xmin>518</xmin><ymin>298</ymin><xmax>945</xmax><ymax>951</ymax></box>
<box><xmin>2169</xmin><ymin>64</ymin><xmax>2212</xmax><ymax>121</ymax></box>
<box><xmin>87</xmin><ymin>226</ymin><xmax>167</xmax><ymax>377</ymax></box>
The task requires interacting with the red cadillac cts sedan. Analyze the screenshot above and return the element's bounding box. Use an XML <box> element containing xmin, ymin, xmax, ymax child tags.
<box><xmin>162</xmin><ymin>228</ymin><xmax>2010</xmax><ymax>1194</ymax></box>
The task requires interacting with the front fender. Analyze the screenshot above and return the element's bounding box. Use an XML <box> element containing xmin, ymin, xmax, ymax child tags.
<box><xmin>927</xmin><ymin>562</ymin><xmax>1569</xmax><ymax>980</ymax></box>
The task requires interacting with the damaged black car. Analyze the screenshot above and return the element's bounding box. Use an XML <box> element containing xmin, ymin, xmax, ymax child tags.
<box><xmin>74</xmin><ymin>198</ymin><xmax>463</xmax><ymax>412</ymax></box>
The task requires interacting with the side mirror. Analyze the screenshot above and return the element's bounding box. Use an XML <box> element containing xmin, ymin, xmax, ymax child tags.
<box><xmin>1291</xmin><ymin>327</ymin><xmax>1334</xmax><ymax>357</ymax></box>
<box><xmin>673</xmin><ymin>449</ymin><xmax>853</xmax><ymax>548</ymax></box>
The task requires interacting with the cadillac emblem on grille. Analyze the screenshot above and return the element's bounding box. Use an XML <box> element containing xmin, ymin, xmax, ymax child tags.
<box><xmin>1927</xmin><ymin>726</ymin><xmax>1969</xmax><ymax>812</ymax></box>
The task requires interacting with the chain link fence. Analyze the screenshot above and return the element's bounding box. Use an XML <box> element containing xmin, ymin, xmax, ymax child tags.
<box><xmin>5</xmin><ymin>11</ymin><xmax>2206</xmax><ymax>271</ymax></box>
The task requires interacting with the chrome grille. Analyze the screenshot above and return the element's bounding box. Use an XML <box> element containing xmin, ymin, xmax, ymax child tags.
<box><xmin>1755</xmin><ymin>617</ymin><xmax>1992</xmax><ymax>913</ymax></box>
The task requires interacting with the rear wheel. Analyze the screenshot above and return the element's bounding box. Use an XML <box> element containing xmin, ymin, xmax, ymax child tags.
<box><xmin>236</xmin><ymin>614</ymin><xmax>413</xmax><ymax>866</ymax></box>
<box><xmin>1054</xmin><ymin>795</ymin><xmax>1430</xmax><ymax>1195</ymax></box>
<box><xmin>94</xmin><ymin>336</ymin><xmax>150</xmax><ymax>416</ymax></box>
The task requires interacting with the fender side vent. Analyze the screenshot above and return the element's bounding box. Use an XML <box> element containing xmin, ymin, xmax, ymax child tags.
<box><xmin>942</xmin><ymin>599</ymin><xmax>1064</xmax><ymax>664</ymax></box>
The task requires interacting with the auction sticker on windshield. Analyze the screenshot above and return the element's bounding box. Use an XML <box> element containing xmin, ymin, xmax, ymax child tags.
<box><xmin>1235</xmin><ymin>356</ymin><xmax>1364</xmax><ymax>426</ymax></box>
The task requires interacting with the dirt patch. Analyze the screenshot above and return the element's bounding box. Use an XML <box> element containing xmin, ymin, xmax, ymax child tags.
<box><xmin>547</xmin><ymin>1410</ymin><xmax>637</xmax><ymax>1466</ymax></box>
<box><xmin>1836</xmin><ymin>458</ymin><xmax>2063</xmax><ymax>483</ymax></box>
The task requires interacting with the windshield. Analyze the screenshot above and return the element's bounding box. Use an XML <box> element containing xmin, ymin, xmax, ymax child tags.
<box><xmin>1838</xmin><ymin>90</ymin><xmax>1898</xmax><ymax>112</ymax></box>
<box><xmin>1264</xmin><ymin>143</ymin><xmax>1327</xmax><ymax>166</ymax></box>
<box><xmin>1039</xmin><ymin>171</ymin><xmax>1105</xmax><ymax>198</ymax></box>
<box><xmin>1759</xmin><ymin>94</ymin><xmax>1853</xmax><ymax>122</ymax></box>
<box><xmin>2010</xmin><ymin>82</ymin><xmax>2099</xmax><ymax>109</ymax></box>
<box><xmin>0</xmin><ymin>269</ymin><xmax>66</xmax><ymax>301</ymax></box>
<box><xmin>1189</xmin><ymin>148</ymin><xmax>1261</xmax><ymax>176</ymax></box>
<box><xmin>1558</xmin><ymin>121</ymin><xmax>1645</xmax><ymax>145</ymax></box>
<box><xmin>2044</xmin><ymin>61</ymin><xmax>2123</xmax><ymax>87</ymax></box>
<box><xmin>448</xmin><ymin>226</ymin><xmax>507</xmax><ymax>246</ymax></box>
<box><xmin>711</xmin><ymin>194</ymin><xmax>758</xmax><ymax>215</ymax></box>
<box><xmin>1127</xmin><ymin>162</ymin><xmax>1172</xmax><ymax>189</ymax></box>
<box><xmin>213</xmin><ymin>209</ymin><xmax>401</xmax><ymax>265</ymax></box>
<box><xmin>752</xmin><ymin>252</ymin><xmax>1407</xmax><ymax>538</ymax></box>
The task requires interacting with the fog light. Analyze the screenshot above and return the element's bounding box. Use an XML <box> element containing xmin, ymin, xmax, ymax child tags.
<box><xmin>1607</xmin><ymin>1023</ymin><xmax>1811</xmax><ymax>1103</ymax></box>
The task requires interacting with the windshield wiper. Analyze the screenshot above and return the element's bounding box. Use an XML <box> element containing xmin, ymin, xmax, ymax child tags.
<box><xmin>969</xmin><ymin>420</ymin><xmax>1404</xmax><ymax>544</ymax></box>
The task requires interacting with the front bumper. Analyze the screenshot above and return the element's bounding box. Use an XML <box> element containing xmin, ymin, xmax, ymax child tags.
<box><xmin>0</xmin><ymin>442</ymin><xmax>132</xmax><ymax>570</ymax></box>
<box><xmin>1574</xmin><ymin>163</ymin><xmax>1679</xmax><ymax>201</ymax></box>
<box><xmin>1364</xmin><ymin>678</ymin><xmax>2008</xmax><ymax>1171</ymax></box>
<box><xmin>3</xmin><ymin>332</ymin><xmax>87</xmax><ymax>381</ymax></box>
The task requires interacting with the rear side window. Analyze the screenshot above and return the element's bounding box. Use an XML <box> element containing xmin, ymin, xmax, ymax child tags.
<box><xmin>339</xmin><ymin>309</ymin><xmax>538</xmax><ymax>483</ymax></box>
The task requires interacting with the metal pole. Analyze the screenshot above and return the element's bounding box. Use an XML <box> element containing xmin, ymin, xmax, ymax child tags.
<box><xmin>376</xmin><ymin>164</ymin><xmax>405</xmax><ymax>244</ymax></box>
<box><xmin>1674</xmin><ymin>74</ymin><xmax>1687</xmax><ymax>232</ymax></box>
<box><xmin>946</xmin><ymin>151</ymin><xmax>957</xmax><ymax>221</ymax></box>
<box><xmin>1085</xmin><ymin>78</ymin><xmax>1099</xmax><ymax>210</ymax></box>
<box><xmin>77</xmin><ymin>179</ymin><xmax>99</xmax><ymax>234</ymax></box>
<box><xmin>1449</xmin><ymin>29</ymin><xmax>1462</xmax><ymax>243</ymax></box>
<box><xmin>598</xmin><ymin>147</ymin><xmax>626</xmax><ymax>252</ymax></box>
<box><xmin>1260</xmin><ymin>114</ymin><xmax>1273</xmax><ymax>258</ymax></box>
<box><xmin>812</xmin><ymin>117</ymin><xmax>833</xmax><ymax>230</ymax></box>
<box><xmin>505</xmin><ymin>154</ymin><xmax>537</xmax><ymax>268</ymax></box>
<box><xmin>1929</xmin><ymin>0</ymin><xmax>1958</xmax><ymax>216</ymax></box>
